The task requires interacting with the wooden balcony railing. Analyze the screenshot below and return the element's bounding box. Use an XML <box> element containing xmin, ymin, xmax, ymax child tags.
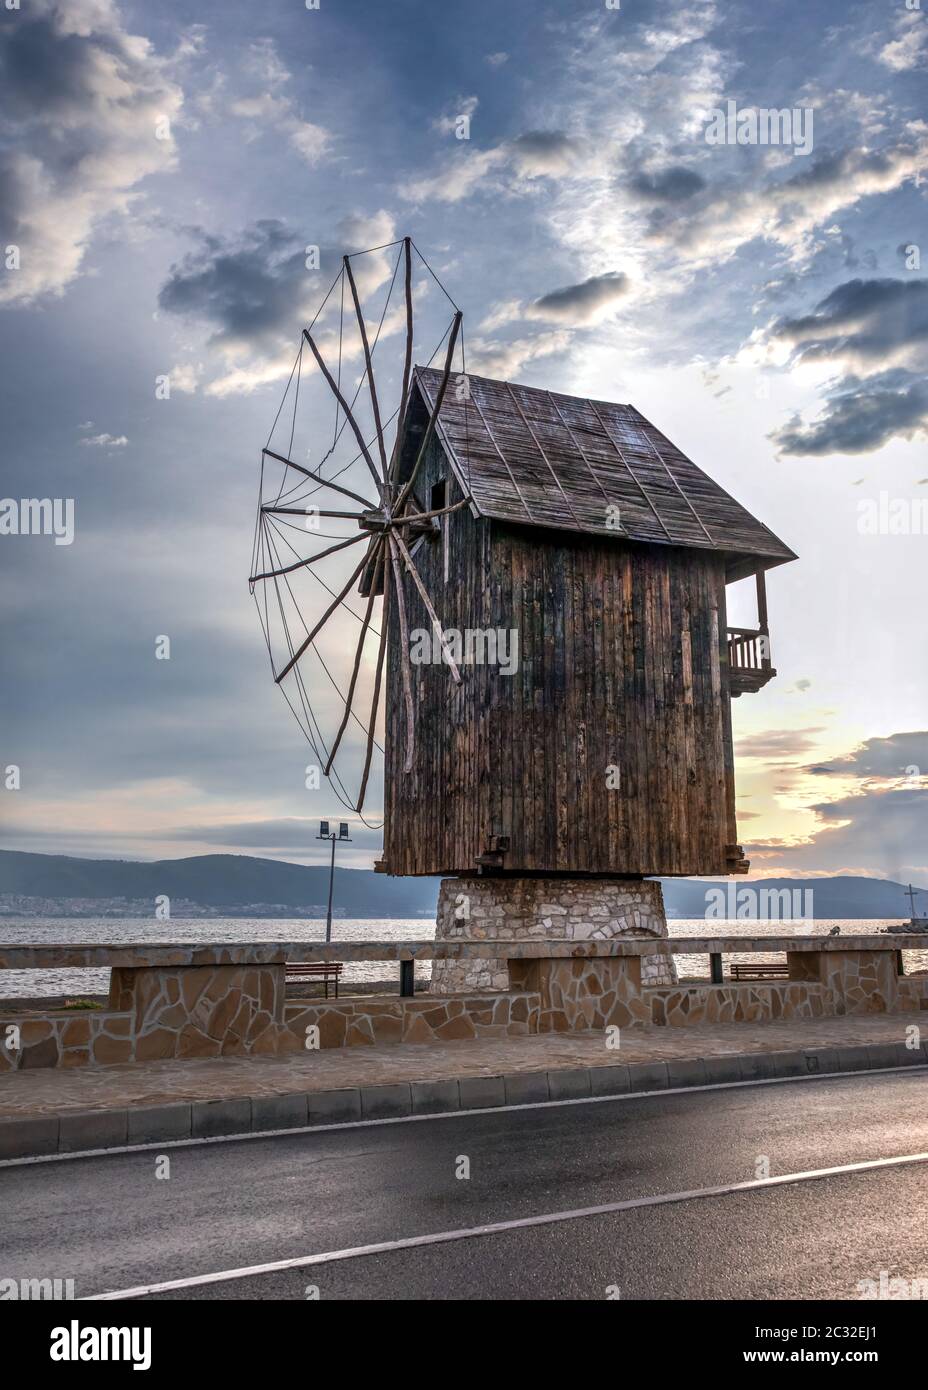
<box><xmin>727</xmin><ymin>626</ymin><xmax>775</xmax><ymax>695</ymax></box>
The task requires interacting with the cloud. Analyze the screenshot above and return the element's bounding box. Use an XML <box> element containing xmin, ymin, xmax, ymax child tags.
<box><xmin>167</xmin><ymin>817</ymin><xmax>382</xmax><ymax>852</ymax></box>
<box><xmin>638</xmin><ymin>133</ymin><xmax>928</xmax><ymax>268</ymax></box>
<box><xmin>805</xmin><ymin>732</ymin><xmax>928</xmax><ymax>780</ymax></box>
<box><xmin>525</xmin><ymin>271</ymin><xmax>630</xmax><ymax>325</ymax></box>
<box><xmin>158</xmin><ymin>220</ymin><xmax>310</xmax><ymax>352</ymax></box>
<box><xmin>165</xmin><ymin>361</ymin><xmax>202</xmax><ymax>395</ymax></box>
<box><xmin>764</xmin><ymin>278</ymin><xmax>928</xmax><ymax>455</ymax></box>
<box><xmin>158</xmin><ymin>211</ymin><xmax>400</xmax><ymax>395</ymax></box>
<box><xmin>735</xmin><ymin>728</ymin><xmax>827</xmax><ymax>759</ymax></box>
<box><xmin>485</xmin><ymin>52</ymin><xmax>509</xmax><ymax>68</ymax></box>
<box><xmin>0</xmin><ymin>0</ymin><xmax>183</xmax><ymax>305</ymax></box>
<box><xmin>770</xmin><ymin>278</ymin><xmax>928</xmax><ymax>373</ymax></box>
<box><xmin>879</xmin><ymin>11</ymin><xmax>928</xmax><ymax>73</ymax></box>
<box><xmin>400</xmin><ymin>129</ymin><xmax>583</xmax><ymax>203</ymax></box>
<box><xmin>628</xmin><ymin>164</ymin><xmax>706</xmax><ymax>201</ymax></box>
<box><xmin>431</xmin><ymin>94</ymin><xmax>479</xmax><ymax>135</ymax></box>
<box><xmin>742</xmin><ymin>732</ymin><xmax>928</xmax><ymax>881</ymax></box>
<box><xmin>78</xmin><ymin>432</ymin><xmax>129</xmax><ymax>448</ymax></box>
<box><xmin>771</xmin><ymin>369</ymin><xmax>928</xmax><ymax>456</ymax></box>
<box><xmin>227</xmin><ymin>41</ymin><xmax>331</xmax><ymax>166</ymax></box>
<box><xmin>467</xmin><ymin>328</ymin><xmax>573</xmax><ymax>379</ymax></box>
<box><xmin>786</xmin><ymin>785</ymin><xmax>927</xmax><ymax>881</ymax></box>
<box><xmin>509</xmin><ymin>131</ymin><xmax>583</xmax><ymax>177</ymax></box>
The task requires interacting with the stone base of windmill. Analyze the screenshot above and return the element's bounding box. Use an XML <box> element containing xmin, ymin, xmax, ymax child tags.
<box><xmin>428</xmin><ymin>877</ymin><xmax>677</xmax><ymax>994</ymax></box>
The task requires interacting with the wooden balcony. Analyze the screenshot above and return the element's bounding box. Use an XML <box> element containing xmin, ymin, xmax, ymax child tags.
<box><xmin>727</xmin><ymin>626</ymin><xmax>775</xmax><ymax>696</ymax></box>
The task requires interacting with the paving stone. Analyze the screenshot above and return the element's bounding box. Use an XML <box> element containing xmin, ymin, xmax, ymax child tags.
<box><xmin>589</xmin><ymin>1064</ymin><xmax>631</xmax><ymax>1096</ymax></box>
<box><xmin>410</xmin><ymin>1080</ymin><xmax>460</xmax><ymax>1114</ymax></box>
<box><xmin>251</xmin><ymin>1093</ymin><xmax>308</xmax><ymax>1131</ymax></box>
<box><xmin>0</xmin><ymin>1116</ymin><xmax>59</xmax><ymax>1159</ymax></box>
<box><xmin>504</xmin><ymin>1072</ymin><xmax>550</xmax><ymax>1105</ymax></box>
<box><xmin>666</xmin><ymin>1058</ymin><xmax>708</xmax><ymax>1089</ymax></box>
<box><xmin>458</xmin><ymin>1075</ymin><xmax>506</xmax><ymax>1110</ymax></box>
<box><xmin>308</xmin><ymin>1089</ymin><xmax>361</xmax><ymax>1125</ymax></box>
<box><xmin>59</xmin><ymin>1108</ymin><xmax>128</xmax><ymax>1152</ymax></box>
<box><xmin>627</xmin><ymin>1061</ymin><xmax>669</xmax><ymax>1092</ymax></box>
<box><xmin>360</xmin><ymin>1083</ymin><xmax>411</xmax><ymax>1119</ymax></box>
<box><xmin>546</xmin><ymin>1068</ymin><xmax>592</xmax><ymax>1101</ymax></box>
<box><xmin>127</xmin><ymin>1104</ymin><xmax>192</xmax><ymax>1145</ymax></box>
<box><xmin>191</xmin><ymin>1098</ymin><xmax>252</xmax><ymax>1138</ymax></box>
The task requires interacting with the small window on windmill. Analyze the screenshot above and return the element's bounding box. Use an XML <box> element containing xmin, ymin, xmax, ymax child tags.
<box><xmin>430</xmin><ymin>479</ymin><xmax>449</xmax><ymax>583</ymax></box>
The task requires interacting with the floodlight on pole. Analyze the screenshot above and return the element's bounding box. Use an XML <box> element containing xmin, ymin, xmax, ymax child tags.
<box><xmin>317</xmin><ymin>819</ymin><xmax>352</xmax><ymax>943</ymax></box>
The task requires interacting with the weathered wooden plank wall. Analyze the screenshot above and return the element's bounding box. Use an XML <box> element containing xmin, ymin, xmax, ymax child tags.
<box><xmin>383</xmin><ymin>436</ymin><xmax>737</xmax><ymax>876</ymax></box>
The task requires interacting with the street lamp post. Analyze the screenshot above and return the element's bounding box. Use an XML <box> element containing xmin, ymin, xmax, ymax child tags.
<box><xmin>317</xmin><ymin>820</ymin><xmax>351</xmax><ymax>943</ymax></box>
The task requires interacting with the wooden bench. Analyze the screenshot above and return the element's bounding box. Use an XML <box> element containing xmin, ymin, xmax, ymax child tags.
<box><xmin>729</xmin><ymin>961</ymin><xmax>789</xmax><ymax>982</ymax></box>
<box><xmin>285</xmin><ymin>963</ymin><xmax>343</xmax><ymax>999</ymax></box>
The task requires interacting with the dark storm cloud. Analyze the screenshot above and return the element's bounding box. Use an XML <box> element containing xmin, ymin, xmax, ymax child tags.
<box><xmin>157</xmin><ymin>222</ymin><xmax>329</xmax><ymax>349</ymax></box>
<box><xmin>0</xmin><ymin>14</ymin><xmax>95</xmax><ymax>120</ymax></box>
<box><xmin>628</xmin><ymin>165</ymin><xmax>706</xmax><ymax>201</ymax></box>
<box><xmin>772</xmin><ymin>277</ymin><xmax>928</xmax><ymax>364</ymax></box>
<box><xmin>526</xmin><ymin>271</ymin><xmax>629</xmax><ymax>325</ymax></box>
<box><xmin>767</xmin><ymin>278</ymin><xmax>928</xmax><ymax>455</ymax></box>
<box><xmin>509</xmin><ymin>130</ymin><xmax>581</xmax><ymax>175</ymax></box>
<box><xmin>771</xmin><ymin>369</ymin><xmax>928</xmax><ymax>456</ymax></box>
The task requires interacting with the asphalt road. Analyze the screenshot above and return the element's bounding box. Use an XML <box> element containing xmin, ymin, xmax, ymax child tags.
<box><xmin>2</xmin><ymin>1070</ymin><xmax>926</xmax><ymax>1300</ymax></box>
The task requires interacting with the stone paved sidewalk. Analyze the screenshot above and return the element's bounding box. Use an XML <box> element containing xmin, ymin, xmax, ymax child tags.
<box><xmin>0</xmin><ymin>1013</ymin><xmax>921</xmax><ymax>1118</ymax></box>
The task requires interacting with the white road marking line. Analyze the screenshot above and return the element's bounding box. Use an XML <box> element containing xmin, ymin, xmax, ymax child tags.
<box><xmin>1</xmin><ymin>1063</ymin><xmax>923</xmax><ymax>1169</ymax></box>
<box><xmin>86</xmin><ymin>1148</ymin><xmax>928</xmax><ymax>1300</ymax></box>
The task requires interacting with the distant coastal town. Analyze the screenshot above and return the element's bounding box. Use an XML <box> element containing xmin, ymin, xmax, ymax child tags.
<box><xmin>0</xmin><ymin>894</ymin><xmax>339</xmax><ymax>920</ymax></box>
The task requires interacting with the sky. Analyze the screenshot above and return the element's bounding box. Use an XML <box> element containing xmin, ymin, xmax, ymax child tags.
<box><xmin>0</xmin><ymin>0</ymin><xmax>926</xmax><ymax>888</ymax></box>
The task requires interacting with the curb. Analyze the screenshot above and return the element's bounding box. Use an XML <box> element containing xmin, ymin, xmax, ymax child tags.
<box><xmin>1</xmin><ymin>1039</ymin><xmax>926</xmax><ymax>1162</ymax></box>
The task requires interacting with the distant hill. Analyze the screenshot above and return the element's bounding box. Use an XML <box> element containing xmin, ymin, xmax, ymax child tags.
<box><xmin>0</xmin><ymin>850</ymin><xmax>920</xmax><ymax>920</ymax></box>
<box><xmin>0</xmin><ymin>850</ymin><xmax>441</xmax><ymax>917</ymax></box>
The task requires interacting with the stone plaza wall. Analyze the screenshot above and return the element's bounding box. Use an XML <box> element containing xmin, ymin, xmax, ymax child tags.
<box><xmin>430</xmin><ymin>876</ymin><xmax>677</xmax><ymax>994</ymax></box>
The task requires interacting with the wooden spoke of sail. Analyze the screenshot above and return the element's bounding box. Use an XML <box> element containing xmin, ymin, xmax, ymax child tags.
<box><xmin>355</xmin><ymin>547</ymin><xmax>390</xmax><ymax>814</ymax></box>
<box><xmin>275</xmin><ymin>548</ymin><xmax>371</xmax><ymax>685</ymax></box>
<box><xmin>249</xmin><ymin>529</ymin><xmax>367</xmax><ymax>585</ymax></box>
<box><xmin>387</xmin><ymin>532</ymin><xmax>416</xmax><ymax>774</ymax></box>
<box><xmin>394</xmin><ymin>310</ymin><xmax>462</xmax><ymax>516</ymax></box>
<box><xmin>391</xmin><ymin>530</ymin><xmax>461</xmax><ymax>683</ymax></box>
<box><xmin>344</xmin><ymin>256</ymin><xmax>389</xmax><ymax>482</ymax></box>
<box><xmin>262</xmin><ymin>506</ymin><xmax>364</xmax><ymax>519</ymax></box>
<box><xmin>262</xmin><ymin>448</ymin><xmax>375</xmax><ymax>509</ymax></box>
<box><xmin>324</xmin><ymin>536</ymin><xmax>384</xmax><ymax>776</ymax></box>
<box><xmin>388</xmin><ymin>237</ymin><xmax>414</xmax><ymax>482</ymax></box>
<box><xmin>399</xmin><ymin>497</ymin><xmax>470</xmax><ymax>525</ymax></box>
<box><xmin>302</xmin><ymin>327</ymin><xmax>383</xmax><ymax>497</ymax></box>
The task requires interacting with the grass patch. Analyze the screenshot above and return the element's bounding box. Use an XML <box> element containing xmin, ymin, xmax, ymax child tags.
<box><xmin>62</xmin><ymin>998</ymin><xmax>105</xmax><ymax>1011</ymax></box>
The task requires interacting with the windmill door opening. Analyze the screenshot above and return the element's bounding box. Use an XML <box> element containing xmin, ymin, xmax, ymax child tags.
<box><xmin>430</xmin><ymin>478</ymin><xmax>449</xmax><ymax>583</ymax></box>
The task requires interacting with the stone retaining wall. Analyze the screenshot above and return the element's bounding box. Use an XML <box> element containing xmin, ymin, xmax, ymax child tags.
<box><xmin>0</xmin><ymin>988</ymin><xmax>542</xmax><ymax>1070</ymax></box>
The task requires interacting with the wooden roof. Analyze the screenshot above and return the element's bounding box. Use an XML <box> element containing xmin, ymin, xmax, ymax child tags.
<box><xmin>413</xmin><ymin>367</ymin><xmax>796</xmax><ymax>578</ymax></box>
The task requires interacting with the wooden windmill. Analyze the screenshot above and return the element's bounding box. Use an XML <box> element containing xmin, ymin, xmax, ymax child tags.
<box><xmin>251</xmin><ymin>238</ymin><xmax>797</xmax><ymax>882</ymax></box>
